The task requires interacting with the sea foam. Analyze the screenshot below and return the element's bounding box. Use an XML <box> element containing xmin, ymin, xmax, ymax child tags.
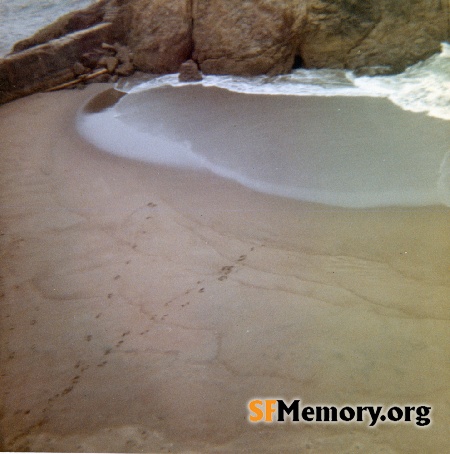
<box><xmin>117</xmin><ymin>43</ymin><xmax>450</xmax><ymax>121</ymax></box>
<box><xmin>350</xmin><ymin>43</ymin><xmax>450</xmax><ymax>121</ymax></box>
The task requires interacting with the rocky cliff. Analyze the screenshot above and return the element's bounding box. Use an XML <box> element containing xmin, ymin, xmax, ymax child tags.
<box><xmin>1</xmin><ymin>0</ymin><xmax>448</xmax><ymax>103</ymax></box>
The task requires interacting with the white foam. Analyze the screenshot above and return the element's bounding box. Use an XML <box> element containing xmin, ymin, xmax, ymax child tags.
<box><xmin>117</xmin><ymin>69</ymin><xmax>370</xmax><ymax>98</ymax></box>
<box><xmin>351</xmin><ymin>43</ymin><xmax>450</xmax><ymax>120</ymax></box>
<box><xmin>116</xmin><ymin>43</ymin><xmax>450</xmax><ymax>121</ymax></box>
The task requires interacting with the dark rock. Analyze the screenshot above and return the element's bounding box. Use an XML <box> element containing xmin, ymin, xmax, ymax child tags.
<box><xmin>98</xmin><ymin>55</ymin><xmax>119</xmax><ymax>73</ymax></box>
<box><xmin>80</xmin><ymin>51</ymin><xmax>102</xmax><ymax>69</ymax></box>
<box><xmin>115</xmin><ymin>61</ymin><xmax>135</xmax><ymax>77</ymax></box>
<box><xmin>113</xmin><ymin>43</ymin><xmax>133</xmax><ymax>65</ymax></box>
<box><xmin>73</xmin><ymin>61</ymin><xmax>89</xmax><ymax>76</ymax></box>
<box><xmin>178</xmin><ymin>59</ymin><xmax>202</xmax><ymax>82</ymax></box>
<box><xmin>101</xmin><ymin>42</ymin><xmax>117</xmax><ymax>52</ymax></box>
<box><xmin>0</xmin><ymin>23</ymin><xmax>113</xmax><ymax>104</ymax></box>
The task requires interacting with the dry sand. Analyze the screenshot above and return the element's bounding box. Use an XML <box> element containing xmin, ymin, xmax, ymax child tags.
<box><xmin>0</xmin><ymin>84</ymin><xmax>449</xmax><ymax>453</ymax></box>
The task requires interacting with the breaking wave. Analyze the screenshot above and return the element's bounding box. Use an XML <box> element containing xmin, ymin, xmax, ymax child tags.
<box><xmin>117</xmin><ymin>43</ymin><xmax>450</xmax><ymax>121</ymax></box>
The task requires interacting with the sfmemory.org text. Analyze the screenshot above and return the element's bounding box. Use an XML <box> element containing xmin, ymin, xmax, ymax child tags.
<box><xmin>248</xmin><ymin>399</ymin><xmax>431</xmax><ymax>427</ymax></box>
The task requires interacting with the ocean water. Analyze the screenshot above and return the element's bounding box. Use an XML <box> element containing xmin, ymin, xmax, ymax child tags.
<box><xmin>1</xmin><ymin>0</ymin><xmax>449</xmax><ymax>207</ymax></box>
<box><xmin>0</xmin><ymin>0</ymin><xmax>94</xmax><ymax>56</ymax></box>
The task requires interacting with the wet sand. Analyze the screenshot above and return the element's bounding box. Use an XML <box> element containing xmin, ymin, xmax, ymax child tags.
<box><xmin>0</xmin><ymin>84</ymin><xmax>449</xmax><ymax>452</ymax></box>
<box><xmin>78</xmin><ymin>85</ymin><xmax>450</xmax><ymax>207</ymax></box>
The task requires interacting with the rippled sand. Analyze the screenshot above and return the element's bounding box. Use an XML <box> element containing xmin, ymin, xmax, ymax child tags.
<box><xmin>0</xmin><ymin>85</ymin><xmax>449</xmax><ymax>452</ymax></box>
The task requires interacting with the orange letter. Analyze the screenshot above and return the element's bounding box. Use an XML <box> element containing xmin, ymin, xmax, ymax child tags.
<box><xmin>248</xmin><ymin>399</ymin><xmax>264</xmax><ymax>422</ymax></box>
<box><xmin>265</xmin><ymin>399</ymin><xmax>277</xmax><ymax>422</ymax></box>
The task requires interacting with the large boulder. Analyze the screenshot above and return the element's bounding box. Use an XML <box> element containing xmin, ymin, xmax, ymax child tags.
<box><xmin>184</xmin><ymin>0</ymin><xmax>448</xmax><ymax>76</ymax></box>
<box><xmin>0</xmin><ymin>0</ymin><xmax>449</xmax><ymax>102</ymax></box>
<box><xmin>123</xmin><ymin>0</ymin><xmax>193</xmax><ymax>73</ymax></box>
<box><xmin>178</xmin><ymin>59</ymin><xmax>203</xmax><ymax>82</ymax></box>
<box><xmin>299</xmin><ymin>0</ymin><xmax>448</xmax><ymax>74</ymax></box>
<box><xmin>192</xmin><ymin>0</ymin><xmax>305</xmax><ymax>76</ymax></box>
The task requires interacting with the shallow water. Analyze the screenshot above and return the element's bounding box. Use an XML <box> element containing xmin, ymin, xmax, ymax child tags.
<box><xmin>77</xmin><ymin>85</ymin><xmax>450</xmax><ymax>208</ymax></box>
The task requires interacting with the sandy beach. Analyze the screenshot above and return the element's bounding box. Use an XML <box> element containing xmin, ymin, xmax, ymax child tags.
<box><xmin>0</xmin><ymin>84</ymin><xmax>449</xmax><ymax>452</ymax></box>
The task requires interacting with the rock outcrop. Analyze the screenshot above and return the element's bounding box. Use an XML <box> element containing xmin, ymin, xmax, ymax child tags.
<box><xmin>178</xmin><ymin>59</ymin><xmax>203</xmax><ymax>82</ymax></box>
<box><xmin>1</xmin><ymin>0</ymin><xmax>448</xmax><ymax>103</ymax></box>
<box><xmin>192</xmin><ymin>0</ymin><xmax>305</xmax><ymax>76</ymax></box>
<box><xmin>10</xmin><ymin>0</ymin><xmax>116</xmax><ymax>53</ymax></box>
<box><xmin>0</xmin><ymin>23</ymin><xmax>115</xmax><ymax>104</ymax></box>
<box><xmin>299</xmin><ymin>0</ymin><xmax>449</xmax><ymax>74</ymax></box>
<box><xmin>125</xmin><ymin>0</ymin><xmax>193</xmax><ymax>73</ymax></box>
